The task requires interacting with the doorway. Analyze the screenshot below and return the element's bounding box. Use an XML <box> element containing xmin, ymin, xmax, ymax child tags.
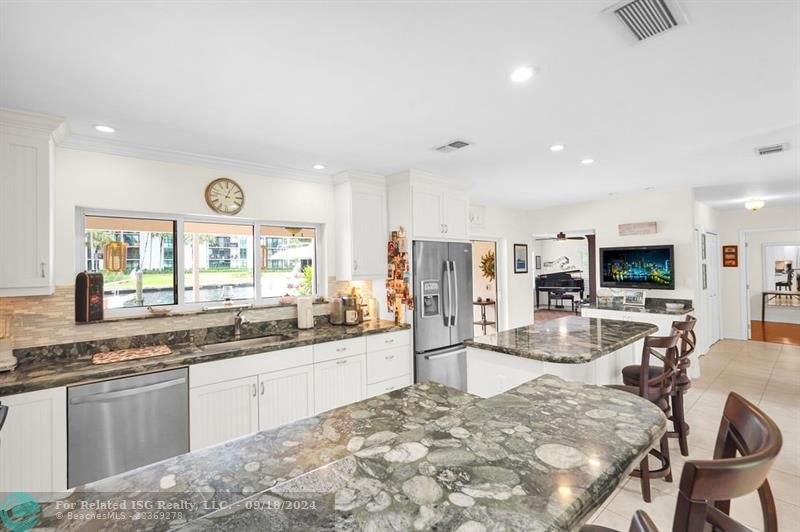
<box><xmin>532</xmin><ymin>230</ymin><xmax>596</xmax><ymax>322</ymax></box>
<box><xmin>471</xmin><ymin>240</ymin><xmax>498</xmax><ymax>337</ymax></box>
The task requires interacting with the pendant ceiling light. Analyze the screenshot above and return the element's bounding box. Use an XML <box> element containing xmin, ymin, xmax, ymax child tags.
<box><xmin>744</xmin><ymin>200</ymin><xmax>765</xmax><ymax>211</ymax></box>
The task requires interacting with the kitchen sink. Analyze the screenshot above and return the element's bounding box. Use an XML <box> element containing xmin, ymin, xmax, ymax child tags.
<box><xmin>199</xmin><ymin>335</ymin><xmax>294</xmax><ymax>353</ymax></box>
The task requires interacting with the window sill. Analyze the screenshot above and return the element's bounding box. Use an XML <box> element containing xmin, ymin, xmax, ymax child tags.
<box><xmin>76</xmin><ymin>298</ymin><xmax>328</xmax><ymax>325</ymax></box>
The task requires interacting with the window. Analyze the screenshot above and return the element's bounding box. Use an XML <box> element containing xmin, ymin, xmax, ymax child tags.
<box><xmin>259</xmin><ymin>226</ymin><xmax>316</xmax><ymax>298</ymax></box>
<box><xmin>84</xmin><ymin>216</ymin><xmax>177</xmax><ymax>309</ymax></box>
<box><xmin>184</xmin><ymin>222</ymin><xmax>254</xmax><ymax>303</ymax></box>
<box><xmin>80</xmin><ymin>211</ymin><xmax>320</xmax><ymax>314</ymax></box>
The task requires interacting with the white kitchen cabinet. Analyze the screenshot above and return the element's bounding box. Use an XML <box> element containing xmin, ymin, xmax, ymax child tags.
<box><xmin>258</xmin><ymin>365</ymin><xmax>314</xmax><ymax>431</ymax></box>
<box><xmin>0</xmin><ymin>110</ymin><xmax>65</xmax><ymax>296</ymax></box>
<box><xmin>334</xmin><ymin>172</ymin><xmax>387</xmax><ymax>280</ymax></box>
<box><xmin>0</xmin><ymin>387</ymin><xmax>66</xmax><ymax>495</ymax></box>
<box><xmin>367</xmin><ymin>374</ymin><xmax>412</xmax><ymax>397</ymax></box>
<box><xmin>365</xmin><ymin>329</ymin><xmax>412</xmax><ymax>387</ymax></box>
<box><xmin>189</xmin><ymin>376</ymin><xmax>259</xmax><ymax>450</ymax></box>
<box><xmin>314</xmin><ymin>354</ymin><xmax>367</xmax><ymax>413</ymax></box>
<box><xmin>442</xmin><ymin>190</ymin><xmax>469</xmax><ymax>240</ymax></box>
<box><xmin>411</xmin><ymin>185</ymin><xmax>469</xmax><ymax>240</ymax></box>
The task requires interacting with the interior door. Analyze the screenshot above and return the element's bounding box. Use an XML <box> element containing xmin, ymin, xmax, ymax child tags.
<box><xmin>449</xmin><ymin>242</ymin><xmax>474</xmax><ymax>344</ymax></box>
<box><xmin>413</xmin><ymin>241</ymin><xmax>451</xmax><ymax>353</ymax></box>
<box><xmin>706</xmin><ymin>232</ymin><xmax>721</xmax><ymax>345</ymax></box>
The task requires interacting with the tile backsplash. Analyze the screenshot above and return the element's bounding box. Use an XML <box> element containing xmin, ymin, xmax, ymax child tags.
<box><xmin>0</xmin><ymin>286</ymin><xmax>330</xmax><ymax>349</ymax></box>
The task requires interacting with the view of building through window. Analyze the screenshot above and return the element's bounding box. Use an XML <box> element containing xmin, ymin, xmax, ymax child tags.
<box><xmin>84</xmin><ymin>216</ymin><xmax>177</xmax><ymax>309</ymax></box>
<box><xmin>184</xmin><ymin>222</ymin><xmax>255</xmax><ymax>303</ymax></box>
<box><xmin>260</xmin><ymin>226</ymin><xmax>316</xmax><ymax>298</ymax></box>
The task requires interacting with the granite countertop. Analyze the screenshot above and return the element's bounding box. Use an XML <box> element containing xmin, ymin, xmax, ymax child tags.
<box><xmin>37</xmin><ymin>376</ymin><xmax>665</xmax><ymax>531</ymax></box>
<box><xmin>465</xmin><ymin>316</ymin><xmax>657</xmax><ymax>364</ymax></box>
<box><xmin>582</xmin><ymin>298</ymin><xmax>694</xmax><ymax>315</ymax></box>
<box><xmin>0</xmin><ymin>320</ymin><xmax>408</xmax><ymax>396</ymax></box>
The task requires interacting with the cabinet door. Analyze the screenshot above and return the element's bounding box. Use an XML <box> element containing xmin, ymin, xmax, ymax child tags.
<box><xmin>258</xmin><ymin>365</ymin><xmax>314</xmax><ymax>431</ymax></box>
<box><xmin>314</xmin><ymin>354</ymin><xmax>366</xmax><ymax>414</ymax></box>
<box><xmin>0</xmin><ymin>130</ymin><xmax>52</xmax><ymax>294</ymax></box>
<box><xmin>411</xmin><ymin>185</ymin><xmax>444</xmax><ymax>239</ymax></box>
<box><xmin>189</xmin><ymin>376</ymin><xmax>259</xmax><ymax>451</ymax></box>
<box><xmin>351</xmin><ymin>185</ymin><xmax>387</xmax><ymax>279</ymax></box>
<box><xmin>443</xmin><ymin>191</ymin><xmax>469</xmax><ymax>240</ymax></box>
<box><xmin>0</xmin><ymin>387</ymin><xmax>66</xmax><ymax>495</ymax></box>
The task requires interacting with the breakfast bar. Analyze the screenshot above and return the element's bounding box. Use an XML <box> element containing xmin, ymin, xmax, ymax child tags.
<box><xmin>464</xmin><ymin>316</ymin><xmax>657</xmax><ymax>397</ymax></box>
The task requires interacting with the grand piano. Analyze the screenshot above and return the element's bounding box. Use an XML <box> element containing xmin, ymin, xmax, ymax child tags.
<box><xmin>535</xmin><ymin>270</ymin><xmax>585</xmax><ymax>308</ymax></box>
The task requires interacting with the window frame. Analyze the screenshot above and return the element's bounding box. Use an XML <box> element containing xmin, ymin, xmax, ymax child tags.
<box><xmin>76</xmin><ymin>207</ymin><xmax>325</xmax><ymax>318</ymax></box>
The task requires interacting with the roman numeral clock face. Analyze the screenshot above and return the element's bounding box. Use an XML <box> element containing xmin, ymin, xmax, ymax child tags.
<box><xmin>205</xmin><ymin>178</ymin><xmax>245</xmax><ymax>215</ymax></box>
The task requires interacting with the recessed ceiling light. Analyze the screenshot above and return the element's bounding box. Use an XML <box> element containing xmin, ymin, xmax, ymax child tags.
<box><xmin>312</xmin><ymin>164</ymin><xmax>326</xmax><ymax>170</ymax></box>
<box><xmin>94</xmin><ymin>124</ymin><xmax>116</xmax><ymax>133</ymax></box>
<box><xmin>744</xmin><ymin>199</ymin><xmax>765</xmax><ymax>211</ymax></box>
<box><xmin>550</xmin><ymin>144</ymin><xmax>565</xmax><ymax>152</ymax></box>
<box><xmin>581</xmin><ymin>158</ymin><xmax>595</xmax><ymax>166</ymax></box>
<box><xmin>510</xmin><ymin>66</ymin><xmax>534</xmax><ymax>83</ymax></box>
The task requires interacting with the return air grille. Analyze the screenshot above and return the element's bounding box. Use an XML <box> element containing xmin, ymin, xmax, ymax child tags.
<box><xmin>435</xmin><ymin>140</ymin><xmax>471</xmax><ymax>153</ymax></box>
<box><xmin>614</xmin><ymin>0</ymin><xmax>678</xmax><ymax>41</ymax></box>
<box><xmin>756</xmin><ymin>143</ymin><xmax>787</xmax><ymax>156</ymax></box>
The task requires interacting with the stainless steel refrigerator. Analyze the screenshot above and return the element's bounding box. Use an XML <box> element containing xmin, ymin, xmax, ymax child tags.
<box><xmin>413</xmin><ymin>240</ymin><xmax>473</xmax><ymax>391</ymax></box>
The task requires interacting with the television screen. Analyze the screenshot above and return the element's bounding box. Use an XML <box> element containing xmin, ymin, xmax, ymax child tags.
<box><xmin>600</xmin><ymin>245</ymin><xmax>674</xmax><ymax>290</ymax></box>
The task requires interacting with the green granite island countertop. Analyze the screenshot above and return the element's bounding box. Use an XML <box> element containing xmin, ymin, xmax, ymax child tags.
<box><xmin>465</xmin><ymin>316</ymin><xmax>657</xmax><ymax>364</ymax></box>
<box><xmin>34</xmin><ymin>375</ymin><xmax>666</xmax><ymax>531</ymax></box>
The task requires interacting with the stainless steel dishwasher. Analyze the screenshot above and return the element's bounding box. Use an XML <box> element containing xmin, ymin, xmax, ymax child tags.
<box><xmin>68</xmin><ymin>368</ymin><xmax>189</xmax><ymax>487</ymax></box>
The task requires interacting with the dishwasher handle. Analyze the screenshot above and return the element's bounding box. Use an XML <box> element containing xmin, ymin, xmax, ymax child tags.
<box><xmin>0</xmin><ymin>403</ymin><xmax>7</xmax><ymax>431</ymax></box>
<box><xmin>69</xmin><ymin>378</ymin><xmax>187</xmax><ymax>405</ymax></box>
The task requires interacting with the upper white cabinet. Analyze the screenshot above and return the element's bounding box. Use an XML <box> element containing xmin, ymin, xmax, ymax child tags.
<box><xmin>334</xmin><ymin>172</ymin><xmax>387</xmax><ymax>280</ymax></box>
<box><xmin>0</xmin><ymin>108</ymin><xmax>65</xmax><ymax>297</ymax></box>
<box><xmin>388</xmin><ymin>169</ymin><xmax>470</xmax><ymax>241</ymax></box>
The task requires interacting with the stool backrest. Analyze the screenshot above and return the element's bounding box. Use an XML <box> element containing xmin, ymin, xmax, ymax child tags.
<box><xmin>671</xmin><ymin>316</ymin><xmax>697</xmax><ymax>372</ymax></box>
<box><xmin>673</xmin><ymin>392</ymin><xmax>782</xmax><ymax>532</ymax></box>
<box><xmin>637</xmin><ymin>333</ymin><xmax>680</xmax><ymax>400</ymax></box>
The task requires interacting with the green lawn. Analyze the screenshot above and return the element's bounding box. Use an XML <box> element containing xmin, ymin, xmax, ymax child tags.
<box><xmin>104</xmin><ymin>270</ymin><xmax>292</xmax><ymax>290</ymax></box>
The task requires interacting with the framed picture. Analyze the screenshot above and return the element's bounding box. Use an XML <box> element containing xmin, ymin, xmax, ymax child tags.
<box><xmin>514</xmin><ymin>244</ymin><xmax>528</xmax><ymax>274</ymax></box>
<box><xmin>722</xmin><ymin>245</ymin><xmax>738</xmax><ymax>267</ymax></box>
<box><xmin>535</xmin><ymin>255</ymin><xmax>542</xmax><ymax>270</ymax></box>
<box><xmin>623</xmin><ymin>290</ymin><xmax>646</xmax><ymax>306</ymax></box>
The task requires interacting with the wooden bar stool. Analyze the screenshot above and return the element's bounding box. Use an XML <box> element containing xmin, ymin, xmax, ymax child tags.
<box><xmin>581</xmin><ymin>391</ymin><xmax>782</xmax><ymax>532</ymax></box>
<box><xmin>622</xmin><ymin>316</ymin><xmax>697</xmax><ymax>457</ymax></box>
<box><xmin>608</xmin><ymin>333</ymin><xmax>680</xmax><ymax>503</ymax></box>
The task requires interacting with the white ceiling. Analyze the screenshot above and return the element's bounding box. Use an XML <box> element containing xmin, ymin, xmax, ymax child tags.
<box><xmin>693</xmin><ymin>178</ymin><xmax>800</xmax><ymax>210</ymax></box>
<box><xmin>1</xmin><ymin>1</ymin><xmax>798</xmax><ymax>208</ymax></box>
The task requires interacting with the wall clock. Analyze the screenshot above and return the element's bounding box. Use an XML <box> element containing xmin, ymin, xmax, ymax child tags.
<box><xmin>205</xmin><ymin>177</ymin><xmax>244</xmax><ymax>215</ymax></box>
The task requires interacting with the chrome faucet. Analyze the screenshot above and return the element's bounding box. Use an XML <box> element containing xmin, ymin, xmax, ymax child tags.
<box><xmin>234</xmin><ymin>309</ymin><xmax>249</xmax><ymax>340</ymax></box>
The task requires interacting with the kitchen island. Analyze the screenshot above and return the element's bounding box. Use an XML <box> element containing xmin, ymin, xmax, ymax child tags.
<box><xmin>35</xmin><ymin>375</ymin><xmax>665</xmax><ymax>531</ymax></box>
<box><xmin>465</xmin><ymin>316</ymin><xmax>657</xmax><ymax>397</ymax></box>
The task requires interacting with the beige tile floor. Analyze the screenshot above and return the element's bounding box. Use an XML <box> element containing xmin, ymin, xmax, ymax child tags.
<box><xmin>588</xmin><ymin>339</ymin><xmax>800</xmax><ymax>531</ymax></box>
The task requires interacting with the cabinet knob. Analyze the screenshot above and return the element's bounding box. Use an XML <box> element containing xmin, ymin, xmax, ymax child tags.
<box><xmin>384</xmin><ymin>339</ymin><xmax>394</xmax><ymax>344</ymax></box>
<box><xmin>252</xmin><ymin>383</ymin><xmax>257</xmax><ymax>397</ymax></box>
<box><xmin>385</xmin><ymin>355</ymin><xmax>395</xmax><ymax>360</ymax></box>
<box><xmin>353</xmin><ymin>260</ymin><xmax>358</xmax><ymax>271</ymax></box>
<box><xmin>444</xmin><ymin>224</ymin><xmax>449</xmax><ymax>233</ymax></box>
<box><xmin>336</xmin><ymin>347</ymin><xmax>347</xmax><ymax>352</ymax></box>
<box><xmin>260</xmin><ymin>382</ymin><xmax>265</xmax><ymax>395</ymax></box>
<box><xmin>40</xmin><ymin>262</ymin><xmax>46</xmax><ymax>278</ymax></box>
<box><xmin>336</xmin><ymin>359</ymin><xmax>348</xmax><ymax>365</ymax></box>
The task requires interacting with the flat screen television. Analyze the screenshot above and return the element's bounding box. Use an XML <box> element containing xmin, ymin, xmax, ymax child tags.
<box><xmin>600</xmin><ymin>245</ymin><xmax>674</xmax><ymax>290</ymax></box>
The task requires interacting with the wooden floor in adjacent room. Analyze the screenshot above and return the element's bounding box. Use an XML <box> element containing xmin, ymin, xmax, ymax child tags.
<box><xmin>751</xmin><ymin>320</ymin><xmax>800</xmax><ymax>346</ymax></box>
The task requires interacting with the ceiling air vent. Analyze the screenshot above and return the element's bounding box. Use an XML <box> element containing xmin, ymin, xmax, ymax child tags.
<box><xmin>756</xmin><ymin>143</ymin><xmax>788</xmax><ymax>156</ymax></box>
<box><xmin>435</xmin><ymin>139</ymin><xmax>471</xmax><ymax>153</ymax></box>
<box><xmin>613</xmin><ymin>0</ymin><xmax>679</xmax><ymax>41</ymax></box>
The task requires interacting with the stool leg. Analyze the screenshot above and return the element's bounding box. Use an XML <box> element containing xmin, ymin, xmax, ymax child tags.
<box><xmin>639</xmin><ymin>454</ymin><xmax>651</xmax><ymax>503</ymax></box>
<box><xmin>660</xmin><ymin>433</ymin><xmax>673</xmax><ymax>483</ymax></box>
<box><xmin>672</xmin><ymin>392</ymin><xmax>689</xmax><ymax>457</ymax></box>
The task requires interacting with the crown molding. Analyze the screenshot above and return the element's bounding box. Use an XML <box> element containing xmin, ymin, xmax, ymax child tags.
<box><xmin>332</xmin><ymin>170</ymin><xmax>386</xmax><ymax>186</ymax></box>
<box><xmin>0</xmin><ymin>107</ymin><xmax>68</xmax><ymax>141</ymax></box>
<box><xmin>58</xmin><ymin>133</ymin><xmax>334</xmax><ymax>185</ymax></box>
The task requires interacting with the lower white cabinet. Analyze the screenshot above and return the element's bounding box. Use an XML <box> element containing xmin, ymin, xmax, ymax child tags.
<box><xmin>258</xmin><ymin>365</ymin><xmax>314</xmax><ymax>432</ymax></box>
<box><xmin>0</xmin><ymin>387</ymin><xmax>66</xmax><ymax>495</ymax></box>
<box><xmin>189</xmin><ymin>376</ymin><xmax>260</xmax><ymax>451</ymax></box>
<box><xmin>314</xmin><ymin>354</ymin><xmax>367</xmax><ymax>414</ymax></box>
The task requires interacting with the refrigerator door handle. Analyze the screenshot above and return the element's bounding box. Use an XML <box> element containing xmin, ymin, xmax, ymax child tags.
<box><xmin>451</xmin><ymin>260</ymin><xmax>459</xmax><ymax>327</ymax></box>
<box><xmin>423</xmin><ymin>349</ymin><xmax>463</xmax><ymax>360</ymax></box>
<box><xmin>447</xmin><ymin>260</ymin><xmax>455</xmax><ymax>327</ymax></box>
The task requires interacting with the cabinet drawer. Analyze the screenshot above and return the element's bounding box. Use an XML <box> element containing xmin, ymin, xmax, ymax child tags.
<box><xmin>366</xmin><ymin>330</ymin><xmax>410</xmax><ymax>352</ymax></box>
<box><xmin>313</xmin><ymin>337</ymin><xmax>367</xmax><ymax>363</ymax></box>
<box><xmin>367</xmin><ymin>374</ymin><xmax>412</xmax><ymax>397</ymax></box>
<box><xmin>367</xmin><ymin>345</ymin><xmax>411</xmax><ymax>384</ymax></box>
<box><xmin>190</xmin><ymin>346</ymin><xmax>313</xmax><ymax>388</ymax></box>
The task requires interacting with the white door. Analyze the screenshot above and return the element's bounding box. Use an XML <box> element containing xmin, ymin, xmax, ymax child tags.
<box><xmin>443</xmin><ymin>191</ymin><xmax>469</xmax><ymax>240</ymax></box>
<box><xmin>189</xmin><ymin>376</ymin><xmax>259</xmax><ymax>450</ymax></box>
<box><xmin>258</xmin><ymin>365</ymin><xmax>314</xmax><ymax>431</ymax></box>
<box><xmin>0</xmin><ymin>130</ymin><xmax>51</xmax><ymax>293</ymax></box>
<box><xmin>706</xmin><ymin>232</ymin><xmax>721</xmax><ymax>345</ymax></box>
<box><xmin>0</xmin><ymin>387</ymin><xmax>66</xmax><ymax>494</ymax></box>
<box><xmin>314</xmin><ymin>354</ymin><xmax>367</xmax><ymax>414</ymax></box>
<box><xmin>412</xmin><ymin>185</ymin><xmax>444</xmax><ymax>239</ymax></box>
<box><xmin>351</xmin><ymin>185</ymin><xmax>387</xmax><ymax>278</ymax></box>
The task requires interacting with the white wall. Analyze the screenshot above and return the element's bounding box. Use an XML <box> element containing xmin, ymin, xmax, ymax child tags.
<box><xmin>470</xmin><ymin>205</ymin><xmax>534</xmax><ymax>330</ymax></box>
<box><xmin>528</xmin><ymin>187</ymin><xmax>697</xmax><ymax>300</ymax></box>
<box><xmin>54</xmin><ymin>147</ymin><xmax>337</xmax><ymax>287</ymax></box>
<box><xmin>716</xmin><ymin>204</ymin><xmax>800</xmax><ymax>339</ymax></box>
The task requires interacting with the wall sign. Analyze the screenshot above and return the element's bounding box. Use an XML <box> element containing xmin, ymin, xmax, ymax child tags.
<box><xmin>722</xmin><ymin>245</ymin><xmax>739</xmax><ymax>267</ymax></box>
<box><xmin>619</xmin><ymin>222</ymin><xmax>657</xmax><ymax>236</ymax></box>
